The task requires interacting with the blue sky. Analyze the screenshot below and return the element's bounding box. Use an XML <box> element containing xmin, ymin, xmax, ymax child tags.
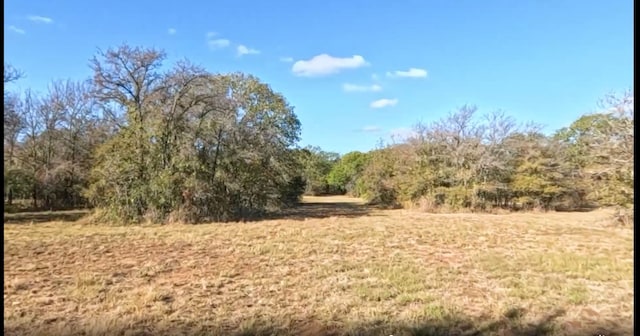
<box><xmin>4</xmin><ymin>0</ymin><xmax>634</xmax><ymax>154</ymax></box>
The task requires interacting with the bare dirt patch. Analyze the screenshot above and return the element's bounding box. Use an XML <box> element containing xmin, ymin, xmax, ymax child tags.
<box><xmin>4</xmin><ymin>197</ymin><xmax>633</xmax><ymax>335</ymax></box>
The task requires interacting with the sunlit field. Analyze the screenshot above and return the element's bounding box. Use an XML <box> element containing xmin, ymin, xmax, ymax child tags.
<box><xmin>4</xmin><ymin>196</ymin><xmax>633</xmax><ymax>336</ymax></box>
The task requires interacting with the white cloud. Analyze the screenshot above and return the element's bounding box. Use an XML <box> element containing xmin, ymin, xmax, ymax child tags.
<box><xmin>361</xmin><ymin>125</ymin><xmax>382</xmax><ymax>132</ymax></box>
<box><xmin>371</xmin><ymin>73</ymin><xmax>380</xmax><ymax>81</ymax></box>
<box><xmin>237</xmin><ymin>45</ymin><xmax>260</xmax><ymax>56</ymax></box>
<box><xmin>8</xmin><ymin>25</ymin><xmax>26</xmax><ymax>34</ymax></box>
<box><xmin>370</xmin><ymin>98</ymin><xmax>398</xmax><ymax>109</ymax></box>
<box><xmin>292</xmin><ymin>54</ymin><xmax>369</xmax><ymax>77</ymax></box>
<box><xmin>206</xmin><ymin>32</ymin><xmax>230</xmax><ymax>50</ymax></box>
<box><xmin>27</xmin><ymin>15</ymin><xmax>53</xmax><ymax>24</ymax></box>
<box><xmin>280</xmin><ymin>57</ymin><xmax>294</xmax><ymax>63</ymax></box>
<box><xmin>168</xmin><ymin>28</ymin><xmax>177</xmax><ymax>35</ymax></box>
<box><xmin>342</xmin><ymin>83</ymin><xmax>382</xmax><ymax>93</ymax></box>
<box><xmin>208</xmin><ymin>39</ymin><xmax>230</xmax><ymax>49</ymax></box>
<box><xmin>386</xmin><ymin>68</ymin><xmax>428</xmax><ymax>78</ymax></box>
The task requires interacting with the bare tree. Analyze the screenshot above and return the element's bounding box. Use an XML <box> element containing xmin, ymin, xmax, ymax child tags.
<box><xmin>90</xmin><ymin>45</ymin><xmax>165</xmax><ymax>124</ymax></box>
<box><xmin>4</xmin><ymin>63</ymin><xmax>25</xmax><ymax>170</ymax></box>
<box><xmin>4</xmin><ymin>63</ymin><xmax>24</xmax><ymax>84</ymax></box>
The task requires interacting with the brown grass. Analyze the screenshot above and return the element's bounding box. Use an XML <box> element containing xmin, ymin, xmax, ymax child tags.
<box><xmin>4</xmin><ymin>196</ymin><xmax>633</xmax><ymax>336</ymax></box>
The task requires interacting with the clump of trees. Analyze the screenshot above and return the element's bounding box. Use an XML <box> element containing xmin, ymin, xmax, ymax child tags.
<box><xmin>4</xmin><ymin>46</ymin><xmax>633</xmax><ymax>225</ymax></box>
<box><xmin>85</xmin><ymin>46</ymin><xmax>305</xmax><ymax>223</ymax></box>
<box><xmin>286</xmin><ymin>97</ymin><xmax>633</xmax><ymax>219</ymax></box>
<box><xmin>327</xmin><ymin>151</ymin><xmax>370</xmax><ymax>196</ymax></box>
<box><xmin>350</xmin><ymin>96</ymin><xmax>633</xmax><ymax>218</ymax></box>
<box><xmin>4</xmin><ymin>45</ymin><xmax>306</xmax><ymax>223</ymax></box>
<box><xmin>294</xmin><ymin>146</ymin><xmax>341</xmax><ymax>196</ymax></box>
<box><xmin>5</xmin><ymin>65</ymin><xmax>108</xmax><ymax>211</ymax></box>
<box><xmin>294</xmin><ymin>148</ymin><xmax>370</xmax><ymax>197</ymax></box>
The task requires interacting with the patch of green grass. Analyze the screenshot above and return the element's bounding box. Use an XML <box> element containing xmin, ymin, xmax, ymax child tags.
<box><xmin>565</xmin><ymin>284</ymin><xmax>590</xmax><ymax>305</ymax></box>
<box><xmin>354</xmin><ymin>282</ymin><xmax>399</xmax><ymax>302</ymax></box>
<box><xmin>526</xmin><ymin>252</ymin><xmax>632</xmax><ymax>281</ymax></box>
<box><xmin>395</xmin><ymin>292</ymin><xmax>434</xmax><ymax>305</ymax></box>
<box><xmin>420</xmin><ymin>303</ymin><xmax>458</xmax><ymax>320</ymax></box>
<box><xmin>504</xmin><ymin>277</ymin><xmax>548</xmax><ymax>300</ymax></box>
<box><xmin>476</xmin><ymin>251</ymin><xmax>632</xmax><ymax>282</ymax></box>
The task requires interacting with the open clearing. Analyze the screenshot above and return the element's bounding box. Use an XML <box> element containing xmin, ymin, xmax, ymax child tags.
<box><xmin>4</xmin><ymin>196</ymin><xmax>634</xmax><ymax>336</ymax></box>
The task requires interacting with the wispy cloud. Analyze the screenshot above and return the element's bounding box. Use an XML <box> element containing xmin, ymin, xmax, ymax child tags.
<box><xmin>27</xmin><ymin>15</ymin><xmax>53</xmax><ymax>24</ymax></box>
<box><xmin>206</xmin><ymin>32</ymin><xmax>230</xmax><ymax>50</ymax></box>
<box><xmin>209</xmin><ymin>39</ymin><xmax>230</xmax><ymax>49</ymax></box>
<box><xmin>389</xmin><ymin>127</ymin><xmax>417</xmax><ymax>141</ymax></box>
<box><xmin>371</xmin><ymin>73</ymin><xmax>380</xmax><ymax>81</ymax></box>
<box><xmin>237</xmin><ymin>45</ymin><xmax>260</xmax><ymax>56</ymax></box>
<box><xmin>370</xmin><ymin>98</ymin><xmax>398</xmax><ymax>109</ymax></box>
<box><xmin>8</xmin><ymin>25</ymin><xmax>26</xmax><ymax>34</ymax></box>
<box><xmin>386</xmin><ymin>68</ymin><xmax>428</xmax><ymax>78</ymax></box>
<box><xmin>292</xmin><ymin>54</ymin><xmax>369</xmax><ymax>77</ymax></box>
<box><xmin>168</xmin><ymin>28</ymin><xmax>177</xmax><ymax>35</ymax></box>
<box><xmin>280</xmin><ymin>57</ymin><xmax>294</xmax><ymax>63</ymax></box>
<box><xmin>342</xmin><ymin>83</ymin><xmax>382</xmax><ymax>93</ymax></box>
<box><xmin>361</xmin><ymin>125</ymin><xmax>382</xmax><ymax>133</ymax></box>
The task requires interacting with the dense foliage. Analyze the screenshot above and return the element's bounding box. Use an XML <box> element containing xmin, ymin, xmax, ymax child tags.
<box><xmin>353</xmin><ymin>100</ymin><xmax>634</xmax><ymax>216</ymax></box>
<box><xmin>3</xmin><ymin>46</ymin><xmax>633</xmax><ymax>224</ymax></box>
<box><xmin>4</xmin><ymin>46</ymin><xmax>304</xmax><ymax>223</ymax></box>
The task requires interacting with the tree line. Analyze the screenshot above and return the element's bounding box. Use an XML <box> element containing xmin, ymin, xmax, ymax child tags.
<box><xmin>3</xmin><ymin>44</ymin><xmax>634</xmax><ymax>224</ymax></box>
<box><xmin>293</xmin><ymin>99</ymin><xmax>633</xmax><ymax>219</ymax></box>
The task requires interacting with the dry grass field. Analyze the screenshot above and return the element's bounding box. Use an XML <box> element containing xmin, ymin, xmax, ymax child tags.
<box><xmin>3</xmin><ymin>196</ymin><xmax>634</xmax><ymax>336</ymax></box>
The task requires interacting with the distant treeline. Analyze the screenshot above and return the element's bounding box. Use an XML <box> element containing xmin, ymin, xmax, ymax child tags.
<box><xmin>295</xmin><ymin>99</ymin><xmax>633</xmax><ymax>217</ymax></box>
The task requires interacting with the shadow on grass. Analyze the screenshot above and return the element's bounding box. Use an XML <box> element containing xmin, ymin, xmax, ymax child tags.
<box><xmin>0</xmin><ymin>199</ymin><xmax>611</xmax><ymax>225</ymax></box>
<box><xmin>3</xmin><ymin>209</ymin><xmax>89</xmax><ymax>224</ymax></box>
<box><xmin>4</xmin><ymin>307</ymin><xmax>632</xmax><ymax>336</ymax></box>
<box><xmin>3</xmin><ymin>201</ymin><xmax>373</xmax><ymax>225</ymax></box>
<box><xmin>275</xmin><ymin>200</ymin><xmax>373</xmax><ymax>220</ymax></box>
<box><xmin>554</xmin><ymin>205</ymin><xmax>601</xmax><ymax>213</ymax></box>
<box><xmin>227</xmin><ymin>308</ymin><xmax>630</xmax><ymax>336</ymax></box>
